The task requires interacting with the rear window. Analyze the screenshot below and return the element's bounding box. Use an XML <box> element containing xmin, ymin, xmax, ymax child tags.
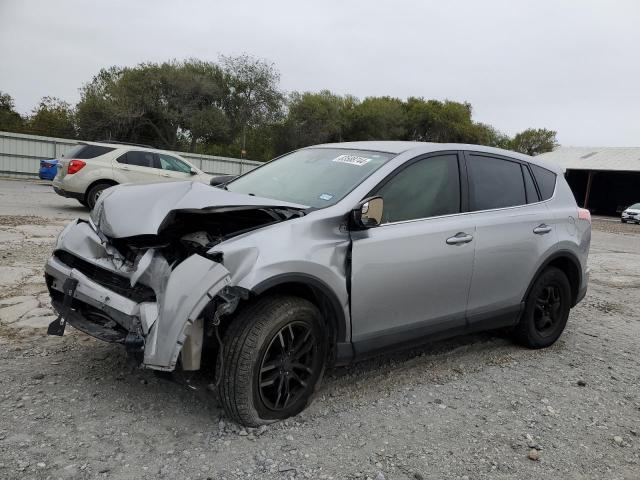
<box><xmin>467</xmin><ymin>155</ymin><xmax>526</xmax><ymax>211</ymax></box>
<box><xmin>63</xmin><ymin>145</ymin><xmax>115</xmax><ymax>159</ymax></box>
<box><xmin>530</xmin><ymin>164</ymin><xmax>557</xmax><ymax>200</ymax></box>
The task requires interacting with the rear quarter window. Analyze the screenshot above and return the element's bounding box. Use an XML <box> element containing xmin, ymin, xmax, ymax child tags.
<box><xmin>63</xmin><ymin>145</ymin><xmax>115</xmax><ymax>159</ymax></box>
<box><xmin>530</xmin><ymin>164</ymin><xmax>557</xmax><ymax>200</ymax></box>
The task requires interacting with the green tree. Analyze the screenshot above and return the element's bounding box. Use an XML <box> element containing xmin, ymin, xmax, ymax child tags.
<box><xmin>345</xmin><ymin>96</ymin><xmax>407</xmax><ymax>140</ymax></box>
<box><xmin>510</xmin><ymin>128</ymin><xmax>558</xmax><ymax>156</ymax></box>
<box><xmin>0</xmin><ymin>91</ymin><xmax>25</xmax><ymax>133</ymax></box>
<box><xmin>221</xmin><ymin>54</ymin><xmax>284</xmax><ymax>157</ymax></box>
<box><xmin>277</xmin><ymin>90</ymin><xmax>356</xmax><ymax>151</ymax></box>
<box><xmin>27</xmin><ymin>97</ymin><xmax>76</xmax><ymax>138</ymax></box>
<box><xmin>76</xmin><ymin>60</ymin><xmax>230</xmax><ymax>150</ymax></box>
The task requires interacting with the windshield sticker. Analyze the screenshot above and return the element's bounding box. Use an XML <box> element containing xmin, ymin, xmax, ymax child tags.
<box><xmin>332</xmin><ymin>154</ymin><xmax>371</xmax><ymax>166</ymax></box>
<box><xmin>319</xmin><ymin>193</ymin><xmax>334</xmax><ymax>201</ymax></box>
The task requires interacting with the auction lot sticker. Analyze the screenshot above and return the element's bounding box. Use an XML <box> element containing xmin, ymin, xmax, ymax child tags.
<box><xmin>332</xmin><ymin>154</ymin><xmax>371</xmax><ymax>166</ymax></box>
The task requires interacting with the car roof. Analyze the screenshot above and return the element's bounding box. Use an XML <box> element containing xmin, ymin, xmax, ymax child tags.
<box><xmin>310</xmin><ymin>141</ymin><xmax>563</xmax><ymax>174</ymax></box>
<box><xmin>80</xmin><ymin>141</ymin><xmax>186</xmax><ymax>157</ymax></box>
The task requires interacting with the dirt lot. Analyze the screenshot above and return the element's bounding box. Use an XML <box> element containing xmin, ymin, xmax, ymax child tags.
<box><xmin>0</xmin><ymin>179</ymin><xmax>639</xmax><ymax>479</ymax></box>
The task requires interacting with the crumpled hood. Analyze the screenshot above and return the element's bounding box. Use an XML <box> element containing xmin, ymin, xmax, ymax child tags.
<box><xmin>95</xmin><ymin>181</ymin><xmax>307</xmax><ymax>238</ymax></box>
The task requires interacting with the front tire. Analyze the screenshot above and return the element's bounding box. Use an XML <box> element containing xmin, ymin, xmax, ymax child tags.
<box><xmin>513</xmin><ymin>267</ymin><xmax>571</xmax><ymax>349</ymax></box>
<box><xmin>217</xmin><ymin>295</ymin><xmax>326</xmax><ymax>426</ymax></box>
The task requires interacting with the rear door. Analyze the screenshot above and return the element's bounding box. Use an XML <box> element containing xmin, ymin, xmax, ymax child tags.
<box><xmin>113</xmin><ymin>150</ymin><xmax>164</xmax><ymax>183</ymax></box>
<box><xmin>464</xmin><ymin>152</ymin><xmax>558</xmax><ymax>324</ymax></box>
<box><xmin>350</xmin><ymin>152</ymin><xmax>476</xmax><ymax>353</ymax></box>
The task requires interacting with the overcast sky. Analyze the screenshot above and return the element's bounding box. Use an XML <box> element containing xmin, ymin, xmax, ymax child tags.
<box><xmin>1</xmin><ymin>0</ymin><xmax>639</xmax><ymax>146</ymax></box>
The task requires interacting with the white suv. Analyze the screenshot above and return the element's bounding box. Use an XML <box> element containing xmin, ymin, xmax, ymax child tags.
<box><xmin>52</xmin><ymin>141</ymin><xmax>212</xmax><ymax>208</ymax></box>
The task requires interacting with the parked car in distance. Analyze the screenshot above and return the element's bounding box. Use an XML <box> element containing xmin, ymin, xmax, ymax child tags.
<box><xmin>621</xmin><ymin>203</ymin><xmax>640</xmax><ymax>223</ymax></box>
<box><xmin>38</xmin><ymin>158</ymin><xmax>59</xmax><ymax>180</ymax></box>
<box><xmin>45</xmin><ymin>141</ymin><xmax>591</xmax><ymax>426</ymax></box>
<box><xmin>52</xmin><ymin>141</ymin><xmax>212</xmax><ymax>208</ymax></box>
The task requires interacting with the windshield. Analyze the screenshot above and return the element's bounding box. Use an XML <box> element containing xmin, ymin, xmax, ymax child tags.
<box><xmin>629</xmin><ymin>203</ymin><xmax>640</xmax><ymax>209</ymax></box>
<box><xmin>226</xmin><ymin>148</ymin><xmax>394</xmax><ymax>208</ymax></box>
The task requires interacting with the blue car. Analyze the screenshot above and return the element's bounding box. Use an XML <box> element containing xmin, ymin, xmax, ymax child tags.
<box><xmin>39</xmin><ymin>159</ymin><xmax>58</xmax><ymax>180</ymax></box>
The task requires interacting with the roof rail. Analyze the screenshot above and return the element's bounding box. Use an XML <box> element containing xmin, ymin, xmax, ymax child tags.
<box><xmin>94</xmin><ymin>140</ymin><xmax>155</xmax><ymax>149</ymax></box>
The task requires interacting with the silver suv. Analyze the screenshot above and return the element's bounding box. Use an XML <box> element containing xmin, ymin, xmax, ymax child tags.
<box><xmin>45</xmin><ymin>142</ymin><xmax>591</xmax><ymax>425</ymax></box>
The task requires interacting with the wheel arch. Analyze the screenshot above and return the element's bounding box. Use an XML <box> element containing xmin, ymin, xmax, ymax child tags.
<box><xmin>251</xmin><ymin>274</ymin><xmax>348</xmax><ymax>362</ymax></box>
<box><xmin>523</xmin><ymin>250</ymin><xmax>582</xmax><ymax>307</ymax></box>
<box><xmin>84</xmin><ymin>179</ymin><xmax>118</xmax><ymax>202</ymax></box>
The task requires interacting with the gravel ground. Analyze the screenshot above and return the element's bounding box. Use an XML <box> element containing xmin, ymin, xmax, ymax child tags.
<box><xmin>0</xmin><ymin>179</ymin><xmax>639</xmax><ymax>479</ymax></box>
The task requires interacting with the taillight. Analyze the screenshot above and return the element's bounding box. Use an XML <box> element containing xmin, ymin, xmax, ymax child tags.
<box><xmin>578</xmin><ymin>208</ymin><xmax>591</xmax><ymax>223</ymax></box>
<box><xmin>67</xmin><ymin>159</ymin><xmax>86</xmax><ymax>175</ymax></box>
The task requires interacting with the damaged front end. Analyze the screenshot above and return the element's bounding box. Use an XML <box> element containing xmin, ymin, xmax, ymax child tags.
<box><xmin>45</xmin><ymin>181</ymin><xmax>305</xmax><ymax>371</ymax></box>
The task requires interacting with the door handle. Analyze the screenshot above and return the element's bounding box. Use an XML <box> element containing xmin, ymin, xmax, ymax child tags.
<box><xmin>120</xmin><ymin>166</ymin><xmax>130</xmax><ymax>171</ymax></box>
<box><xmin>533</xmin><ymin>224</ymin><xmax>552</xmax><ymax>235</ymax></box>
<box><xmin>161</xmin><ymin>173</ymin><xmax>171</xmax><ymax>177</ymax></box>
<box><xmin>446</xmin><ymin>232</ymin><xmax>473</xmax><ymax>245</ymax></box>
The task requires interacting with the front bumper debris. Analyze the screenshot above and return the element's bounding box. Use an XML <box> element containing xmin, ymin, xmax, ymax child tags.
<box><xmin>45</xmin><ymin>219</ymin><xmax>232</xmax><ymax>371</ymax></box>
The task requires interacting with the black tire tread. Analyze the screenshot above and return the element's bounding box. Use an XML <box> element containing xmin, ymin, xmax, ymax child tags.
<box><xmin>217</xmin><ymin>294</ymin><xmax>321</xmax><ymax>426</ymax></box>
<box><xmin>513</xmin><ymin>266</ymin><xmax>571</xmax><ymax>349</ymax></box>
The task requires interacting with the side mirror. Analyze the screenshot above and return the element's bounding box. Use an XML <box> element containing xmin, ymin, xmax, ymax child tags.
<box><xmin>189</xmin><ymin>167</ymin><xmax>198</xmax><ymax>175</ymax></box>
<box><xmin>210</xmin><ymin>174</ymin><xmax>238</xmax><ymax>187</ymax></box>
<box><xmin>350</xmin><ymin>196</ymin><xmax>384</xmax><ymax>229</ymax></box>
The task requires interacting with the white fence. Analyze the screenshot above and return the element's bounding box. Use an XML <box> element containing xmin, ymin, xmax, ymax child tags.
<box><xmin>0</xmin><ymin>131</ymin><xmax>262</xmax><ymax>179</ymax></box>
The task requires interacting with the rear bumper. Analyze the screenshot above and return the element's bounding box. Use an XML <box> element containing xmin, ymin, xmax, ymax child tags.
<box><xmin>575</xmin><ymin>267</ymin><xmax>590</xmax><ymax>306</ymax></box>
<box><xmin>53</xmin><ymin>185</ymin><xmax>85</xmax><ymax>201</ymax></box>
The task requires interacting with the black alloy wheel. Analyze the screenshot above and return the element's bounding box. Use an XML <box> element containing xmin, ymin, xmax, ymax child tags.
<box><xmin>258</xmin><ymin>321</ymin><xmax>320</xmax><ymax>412</ymax></box>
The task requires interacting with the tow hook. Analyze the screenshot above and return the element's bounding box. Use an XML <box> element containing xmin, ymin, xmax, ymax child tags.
<box><xmin>47</xmin><ymin>278</ymin><xmax>79</xmax><ymax>336</ymax></box>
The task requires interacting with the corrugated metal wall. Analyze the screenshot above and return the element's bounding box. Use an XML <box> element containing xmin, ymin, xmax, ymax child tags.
<box><xmin>0</xmin><ymin>131</ymin><xmax>262</xmax><ymax>179</ymax></box>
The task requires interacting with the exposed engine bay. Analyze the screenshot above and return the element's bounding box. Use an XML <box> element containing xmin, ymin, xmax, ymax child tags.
<box><xmin>106</xmin><ymin>206</ymin><xmax>303</xmax><ymax>268</ymax></box>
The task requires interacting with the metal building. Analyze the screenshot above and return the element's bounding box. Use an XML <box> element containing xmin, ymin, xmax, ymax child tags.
<box><xmin>538</xmin><ymin>147</ymin><xmax>640</xmax><ymax>215</ymax></box>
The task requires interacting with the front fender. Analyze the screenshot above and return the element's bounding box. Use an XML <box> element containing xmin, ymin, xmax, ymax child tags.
<box><xmin>143</xmin><ymin>255</ymin><xmax>231</xmax><ymax>370</ymax></box>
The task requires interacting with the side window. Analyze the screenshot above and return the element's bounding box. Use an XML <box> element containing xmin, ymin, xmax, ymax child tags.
<box><xmin>374</xmin><ymin>154</ymin><xmax>460</xmax><ymax>223</ymax></box>
<box><xmin>522</xmin><ymin>165</ymin><xmax>540</xmax><ymax>203</ymax></box>
<box><xmin>530</xmin><ymin>164</ymin><xmax>557</xmax><ymax>200</ymax></box>
<box><xmin>118</xmin><ymin>151</ymin><xmax>156</xmax><ymax>168</ymax></box>
<box><xmin>467</xmin><ymin>155</ymin><xmax>526</xmax><ymax>211</ymax></box>
<box><xmin>158</xmin><ymin>154</ymin><xmax>191</xmax><ymax>173</ymax></box>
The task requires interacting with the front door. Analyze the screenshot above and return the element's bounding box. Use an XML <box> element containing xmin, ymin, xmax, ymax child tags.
<box><xmin>350</xmin><ymin>153</ymin><xmax>476</xmax><ymax>354</ymax></box>
<box><xmin>157</xmin><ymin>153</ymin><xmax>196</xmax><ymax>181</ymax></box>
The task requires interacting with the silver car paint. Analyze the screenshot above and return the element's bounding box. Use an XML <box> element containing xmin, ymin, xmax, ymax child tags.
<box><xmin>46</xmin><ymin>142</ymin><xmax>590</xmax><ymax>371</ymax></box>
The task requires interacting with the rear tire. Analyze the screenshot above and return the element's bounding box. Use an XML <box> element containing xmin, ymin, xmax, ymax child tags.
<box><xmin>86</xmin><ymin>182</ymin><xmax>113</xmax><ymax>209</ymax></box>
<box><xmin>513</xmin><ymin>267</ymin><xmax>571</xmax><ymax>349</ymax></box>
<box><xmin>217</xmin><ymin>295</ymin><xmax>326</xmax><ymax>426</ymax></box>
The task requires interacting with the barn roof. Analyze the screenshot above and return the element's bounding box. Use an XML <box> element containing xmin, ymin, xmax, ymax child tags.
<box><xmin>537</xmin><ymin>147</ymin><xmax>640</xmax><ymax>172</ymax></box>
